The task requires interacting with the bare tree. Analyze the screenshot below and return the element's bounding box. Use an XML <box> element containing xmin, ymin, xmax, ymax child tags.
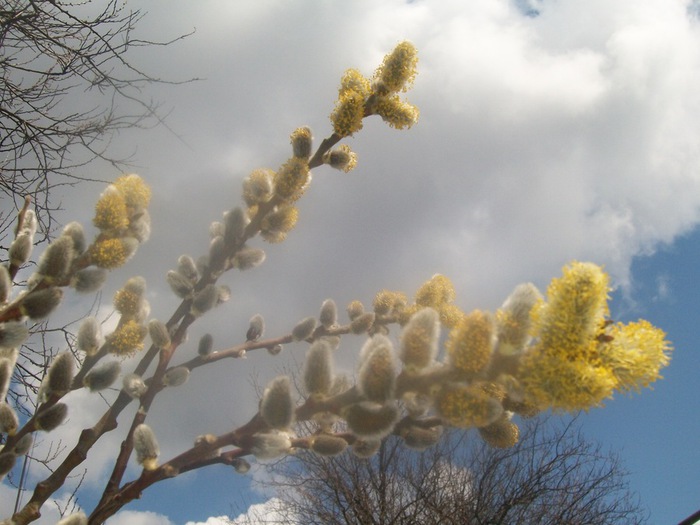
<box><xmin>259</xmin><ymin>416</ymin><xmax>648</xmax><ymax>525</ymax></box>
<box><xmin>0</xmin><ymin>0</ymin><xmax>191</xmax><ymax>241</ymax></box>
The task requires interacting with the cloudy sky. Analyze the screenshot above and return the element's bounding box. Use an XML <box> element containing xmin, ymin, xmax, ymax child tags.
<box><xmin>3</xmin><ymin>0</ymin><xmax>700</xmax><ymax>523</ymax></box>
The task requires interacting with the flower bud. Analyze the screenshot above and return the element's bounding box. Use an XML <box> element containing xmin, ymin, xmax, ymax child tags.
<box><xmin>42</xmin><ymin>352</ymin><xmax>75</xmax><ymax>399</ymax></box>
<box><xmin>0</xmin><ymin>322</ymin><xmax>29</xmax><ymax>348</ymax></box>
<box><xmin>123</xmin><ymin>373</ymin><xmax>148</xmax><ymax>398</ymax></box>
<box><xmin>251</xmin><ymin>432</ymin><xmax>292</xmax><ymax>460</ymax></box>
<box><xmin>20</xmin><ymin>287</ymin><xmax>63</xmax><ymax>319</ymax></box>
<box><xmin>163</xmin><ymin>366</ymin><xmax>190</xmax><ymax>387</ymax></box>
<box><xmin>350</xmin><ymin>312</ymin><xmax>375</xmax><ymax>334</ymax></box>
<box><xmin>267</xmin><ymin>344</ymin><xmax>283</xmax><ymax>356</ymax></box>
<box><xmin>303</xmin><ymin>340</ymin><xmax>334</xmax><ymax>397</ymax></box>
<box><xmin>0</xmin><ymin>358</ymin><xmax>12</xmax><ymax>400</ymax></box>
<box><xmin>400</xmin><ymin>307</ymin><xmax>440</xmax><ymax>372</ymax></box>
<box><xmin>223</xmin><ymin>207</ymin><xmax>249</xmax><ymax>249</ymax></box>
<box><xmin>77</xmin><ymin>317</ymin><xmax>103</xmax><ymax>356</ymax></box>
<box><xmin>292</xmin><ymin>316</ymin><xmax>316</xmax><ymax>342</ymax></box>
<box><xmin>177</xmin><ymin>255</ymin><xmax>199</xmax><ymax>283</ymax></box>
<box><xmin>232</xmin><ymin>457</ymin><xmax>251</xmax><ymax>474</ymax></box>
<box><xmin>62</xmin><ymin>222</ymin><xmax>87</xmax><ymax>254</ymax></box>
<box><xmin>191</xmin><ymin>284</ymin><xmax>218</xmax><ymax>317</ymax></box>
<box><xmin>0</xmin><ymin>265</ymin><xmax>11</xmax><ymax>303</ymax></box>
<box><xmin>134</xmin><ymin>423</ymin><xmax>159</xmax><ymax>470</ymax></box>
<box><xmin>246</xmin><ymin>314</ymin><xmax>264</xmax><ymax>342</ymax></box>
<box><xmin>71</xmin><ymin>267</ymin><xmax>108</xmax><ymax>293</ymax></box>
<box><xmin>36</xmin><ymin>402</ymin><xmax>68</xmax><ymax>431</ymax></box>
<box><xmin>148</xmin><ymin>319</ymin><xmax>171</xmax><ymax>349</ymax></box>
<box><xmin>83</xmin><ymin>361</ymin><xmax>121</xmax><ymax>392</ymax></box>
<box><xmin>9</xmin><ymin>231</ymin><xmax>33</xmax><ymax>268</ymax></box>
<box><xmin>291</xmin><ymin>126</ymin><xmax>313</xmax><ymax>159</ymax></box>
<box><xmin>231</xmin><ymin>247</ymin><xmax>266</xmax><ymax>270</ymax></box>
<box><xmin>358</xmin><ymin>335</ymin><xmax>396</xmax><ymax>404</ymax></box>
<box><xmin>343</xmin><ymin>402</ymin><xmax>398</xmax><ymax>439</ymax></box>
<box><xmin>311</xmin><ymin>434</ymin><xmax>348</xmax><ymax>457</ymax></box>
<box><xmin>325</xmin><ymin>144</ymin><xmax>358</xmax><ymax>172</ymax></box>
<box><xmin>198</xmin><ymin>333</ymin><xmax>214</xmax><ymax>356</ymax></box>
<box><xmin>0</xmin><ymin>402</ymin><xmax>19</xmax><ymax>435</ymax></box>
<box><xmin>0</xmin><ymin>451</ymin><xmax>17</xmax><ymax>478</ymax></box>
<box><xmin>260</xmin><ymin>376</ymin><xmax>295</xmax><ymax>430</ymax></box>
<box><xmin>319</xmin><ymin>299</ymin><xmax>337</xmax><ymax>329</ymax></box>
<box><xmin>57</xmin><ymin>511</ymin><xmax>88</xmax><ymax>525</ymax></box>
<box><xmin>166</xmin><ymin>270</ymin><xmax>194</xmax><ymax>298</ymax></box>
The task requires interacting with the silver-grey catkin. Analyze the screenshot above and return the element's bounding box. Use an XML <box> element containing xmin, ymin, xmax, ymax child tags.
<box><xmin>0</xmin><ymin>358</ymin><xmax>12</xmax><ymax>400</ymax></box>
<box><xmin>260</xmin><ymin>376</ymin><xmax>295</xmax><ymax>430</ymax></box>
<box><xmin>37</xmin><ymin>236</ymin><xmax>74</xmax><ymax>281</ymax></box>
<box><xmin>357</xmin><ymin>335</ymin><xmax>397</xmax><ymax>404</ymax></box>
<box><xmin>83</xmin><ymin>361</ymin><xmax>121</xmax><ymax>391</ymax></box>
<box><xmin>122</xmin><ymin>373</ymin><xmax>148</xmax><ymax>398</ymax></box>
<box><xmin>77</xmin><ymin>317</ymin><xmax>103</xmax><ymax>356</ymax></box>
<box><xmin>191</xmin><ymin>284</ymin><xmax>218</xmax><ymax>317</ymax></box>
<box><xmin>232</xmin><ymin>457</ymin><xmax>251</xmax><ymax>474</ymax></box>
<box><xmin>351</xmin><ymin>439</ymin><xmax>381</xmax><ymax>459</ymax></box>
<box><xmin>0</xmin><ymin>265</ymin><xmax>11</xmax><ymax>303</ymax></box>
<box><xmin>399</xmin><ymin>307</ymin><xmax>440</xmax><ymax>372</ymax></box>
<box><xmin>129</xmin><ymin>209</ymin><xmax>152</xmax><ymax>242</ymax></box>
<box><xmin>292</xmin><ymin>316</ymin><xmax>316</xmax><ymax>342</ymax></box>
<box><xmin>13</xmin><ymin>433</ymin><xmax>33</xmax><ymax>456</ymax></box>
<box><xmin>163</xmin><ymin>366</ymin><xmax>190</xmax><ymax>387</ymax></box>
<box><xmin>267</xmin><ymin>344</ymin><xmax>283</xmax><ymax>356</ymax></box>
<box><xmin>9</xmin><ymin>231</ymin><xmax>33</xmax><ymax>267</ymax></box>
<box><xmin>0</xmin><ymin>451</ymin><xmax>17</xmax><ymax>478</ymax></box>
<box><xmin>177</xmin><ymin>254</ymin><xmax>199</xmax><ymax>282</ymax></box>
<box><xmin>208</xmin><ymin>236</ymin><xmax>226</xmax><ymax>274</ymax></box>
<box><xmin>291</xmin><ymin>126</ymin><xmax>313</xmax><ymax>158</ymax></box>
<box><xmin>346</xmin><ymin>300</ymin><xmax>365</xmax><ymax>321</ymax></box>
<box><xmin>56</xmin><ymin>511</ymin><xmax>88</xmax><ymax>525</ymax></box>
<box><xmin>250</xmin><ymin>432</ymin><xmax>292</xmax><ymax>460</ymax></box>
<box><xmin>303</xmin><ymin>340</ymin><xmax>334</xmax><ymax>397</ymax></box>
<box><xmin>319</xmin><ymin>299</ymin><xmax>337</xmax><ymax>329</ymax></box>
<box><xmin>343</xmin><ymin>402</ymin><xmax>399</xmax><ymax>439</ymax></box>
<box><xmin>350</xmin><ymin>312</ymin><xmax>376</xmax><ymax>334</ymax></box>
<box><xmin>0</xmin><ymin>322</ymin><xmax>29</xmax><ymax>349</ymax></box>
<box><xmin>43</xmin><ymin>352</ymin><xmax>75</xmax><ymax>398</ymax></box>
<box><xmin>401</xmin><ymin>425</ymin><xmax>442</xmax><ymax>450</ymax></box>
<box><xmin>0</xmin><ymin>402</ymin><xmax>19</xmax><ymax>435</ymax></box>
<box><xmin>62</xmin><ymin>222</ymin><xmax>87</xmax><ymax>254</ymax></box>
<box><xmin>166</xmin><ymin>270</ymin><xmax>194</xmax><ymax>298</ymax></box>
<box><xmin>36</xmin><ymin>403</ymin><xmax>68</xmax><ymax>431</ymax></box>
<box><xmin>223</xmin><ymin>207</ymin><xmax>249</xmax><ymax>249</ymax></box>
<box><xmin>148</xmin><ymin>319</ymin><xmax>171</xmax><ymax>349</ymax></box>
<box><xmin>231</xmin><ymin>247</ymin><xmax>266</xmax><ymax>270</ymax></box>
<box><xmin>311</xmin><ymin>434</ymin><xmax>347</xmax><ymax>457</ymax></box>
<box><xmin>247</xmin><ymin>314</ymin><xmax>264</xmax><ymax>341</ymax></box>
<box><xmin>71</xmin><ymin>267</ymin><xmax>108</xmax><ymax>293</ymax></box>
<box><xmin>198</xmin><ymin>333</ymin><xmax>214</xmax><ymax>356</ymax></box>
<box><xmin>20</xmin><ymin>287</ymin><xmax>63</xmax><ymax>319</ymax></box>
<box><xmin>133</xmin><ymin>423</ymin><xmax>159</xmax><ymax>470</ymax></box>
<box><xmin>217</xmin><ymin>285</ymin><xmax>231</xmax><ymax>304</ymax></box>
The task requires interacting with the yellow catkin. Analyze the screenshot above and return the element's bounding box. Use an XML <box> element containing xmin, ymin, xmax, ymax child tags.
<box><xmin>339</xmin><ymin>69</ymin><xmax>371</xmax><ymax>98</ymax></box>
<box><xmin>479</xmin><ymin>417</ymin><xmax>520</xmax><ymax>448</ymax></box>
<box><xmin>446</xmin><ymin>310</ymin><xmax>494</xmax><ymax>375</ymax></box>
<box><xmin>375</xmin><ymin>95</ymin><xmax>419</xmax><ymax>129</ymax></box>
<box><xmin>437</xmin><ymin>384</ymin><xmax>502</xmax><ymax>428</ymax></box>
<box><xmin>274</xmin><ymin>158</ymin><xmax>311</xmax><ymax>202</ymax></box>
<box><xmin>373</xmin><ymin>290</ymin><xmax>407</xmax><ymax>316</ymax></box>
<box><xmin>415</xmin><ymin>274</ymin><xmax>455</xmax><ymax>309</ymax></box>
<box><xmin>93</xmin><ymin>189</ymin><xmax>129</xmax><ymax>232</ymax></box>
<box><xmin>374</xmin><ymin>41</ymin><xmax>418</xmax><ymax>93</ymax></box>
<box><xmin>114</xmin><ymin>174</ymin><xmax>151</xmax><ymax>209</ymax></box>
<box><xmin>90</xmin><ymin>238</ymin><xmax>132</xmax><ymax>269</ymax></box>
<box><xmin>107</xmin><ymin>320</ymin><xmax>147</xmax><ymax>356</ymax></box>
<box><xmin>331</xmin><ymin>90</ymin><xmax>365</xmax><ymax>137</ymax></box>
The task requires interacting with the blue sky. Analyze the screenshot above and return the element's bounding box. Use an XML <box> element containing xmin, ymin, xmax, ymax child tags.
<box><xmin>2</xmin><ymin>0</ymin><xmax>700</xmax><ymax>523</ymax></box>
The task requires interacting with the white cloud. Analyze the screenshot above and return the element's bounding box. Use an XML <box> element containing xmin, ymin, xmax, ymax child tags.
<box><xmin>108</xmin><ymin>510</ymin><xmax>175</xmax><ymax>525</ymax></box>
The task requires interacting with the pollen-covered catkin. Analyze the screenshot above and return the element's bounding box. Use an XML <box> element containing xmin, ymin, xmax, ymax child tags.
<box><xmin>260</xmin><ymin>376</ymin><xmax>295</xmax><ymax>430</ymax></box>
<box><xmin>134</xmin><ymin>424</ymin><xmax>160</xmax><ymax>470</ymax></box>
<box><xmin>83</xmin><ymin>361</ymin><xmax>121</xmax><ymax>391</ymax></box>
<box><xmin>400</xmin><ymin>307</ymin><xmax>440</xmax><ymax>372</ymax></box>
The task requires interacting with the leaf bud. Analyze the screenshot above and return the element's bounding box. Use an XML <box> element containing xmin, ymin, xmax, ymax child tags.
<box><xmin>71</xmin><ymin>267</ymin><xmax>108</xmax><ymax>293</ymax></box>
<box><xmin>77</xmin><ymin>317</ymin><xmax>103</xmax><ymax>356</ymax></box>
<box><xmin>319</xmin><ymin>299</ymin><xmax>337</xmax><ymax>329</ymax></box>
<box><xmin>123</xmin><ymin>373</ymin><xmax>148</xmax><ymax>398</ymax></box>
<box><xmin>223</xmin><ymin>207</ymin><xmax>250</xmax><ymax>249</ymax></box>
<box><xmin>325</xmin><ymin>144</ymin><xmax>358</xmax><ymax>172</ymax></box>
<box><xmin>198</xmin><ymin>333</ymin><xmax>214</xmax><ymax>356</ymax></box>
<box><xmin>41</xmin><ymin>352</ymin><xmax>75</xmax><ymax>399</ymax></box>
<box><xmin>0</xmin><ymin>265</ymin><xmax>11</xmax><ymax>303</ymax></box>
<box><xmin>290</xmin><ymin>126</ymin><xmax>313</xmax><ymax>159</ymax></box>
<box><xmin>166</xmin><ymin>270</ymin><xmax>194</xmax><ymax>298</ymax></box>
<box><xmin>62</xmin><ymin>222</ymin><xmax>87</xmax><ymax>254</ymax></box>
<box><xmin>351</xmin><ymin>439</ymin><xmax>381</xmax><ymax>459</ymax></box>
<box><xmin>232</xmin><ymin>457</ymin><xmax>251</xmax><ymax>474</ymax></box>
<box><xmin>231</xmin><ymin>247</ymin><xmax>266</xmax><ymax>270</ymax></box>
<box><xmin>343</xmin><ymin>402</ymin><xmax>398</xmax><ymax>439</ymax></box>
<box><xmin>134</xmin><ymin>423</ymin><xmax>160</xmax><ymax>470</ymax></box>
<box><xmin>303</xmin><ymin>340</ymin><xmax>334</xmax><ymax>397</ymax></box>
<box><xmin>350</xmin><ymin>312</ymin><xmax>376</xmax><ymax>334</ymax></box>
<box><xmin>267</xmin><ymin>344</ymin><xmax>283</xmax><ymax>356</ymax></box>
<box><xmin>0</xmin><ymin>451</ymin><xmax>17</xmax><ymax>478</ymax></box>
<box><xmin>0</xmin><ymin>322</ymin><xmax>29</xmax><ymax>348</ymax></box>
<box><xmin>260</xmin><ymin>376</ymin><xmax>295</xmax><ymax>430</ymax></box>
<box><xmin>250</xmin><ymin>431</ymin><xmax>292</xmax><ymax>460</ymax></box>
<box><xmin>358</xmin><ymin>335</ymin><xmax>397</xmax><ymax>404</ymax></box>
<box><xmin>292</xmin><ymin>316</ymin><xmax>316</xmax><ymax>342</ymax></box>
<box><xmin>83</xmin><ymin>361</ymin><xmax>121</xmax><ymax>392</ymax></box>
<box><xmin>9</xmin><ymin>231</ymin><xmax>33</xmax><ymax>268</ymax></box>
<box><xmin>191</xmin><ymin>284</ymin><xmax>218</xmax><ymax>317</ymax></box>
<box><xmin>177</xmin><ymin>255</ymin><xmax>199</xmax><ymax>283</ymax></box>
<box><xmin>148</xmin><ymin>319</ymin><xmax>171</xmax><ymax>349</ymax></box>
<box><xmin>311</xmin><ymin>434</ymin><xmax>348</xmax><ymax>457</ymax></box>
<box><xmin>57</xmin><ymin>512</ymin><xmax>88</xmax><ymax>525</ymax></box>
<box><xmin>163</xmin><ymin>366</ymin><xmax>190</xmax><ymax>387</ymax></box>
<box><xmin>247</xmin><ymin>314</ymin><xmax>265</xmax><ymax>341</ymax></box>
<box><xmin>36</xmin><ymin>402</ymin><xmax>68</xmax><ymax>431</ymax></box>
<box><xmin>0</xmin><ymin>402</ymin><xmax>19</xmax><ymax>435</ymax></box>
<box><xmin>400</xmin><ymin>307</ymin><xmax>440</xmax><ymax>372</ymax></box>
<box><xmin>20</xmin><ymin>287</ymin><xmax>63</xmax><ymax>320</ymax></box>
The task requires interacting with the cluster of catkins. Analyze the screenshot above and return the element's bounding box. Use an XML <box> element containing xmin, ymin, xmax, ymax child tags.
<box><xmin>0</xmin><ymin>175</ymin><xmax>151</xmax><ymax>480</ymax></box>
